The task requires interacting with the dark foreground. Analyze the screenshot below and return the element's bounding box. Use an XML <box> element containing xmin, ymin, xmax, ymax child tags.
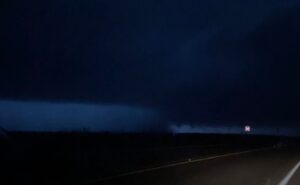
<box><xmin>1</xmin><ymin>132</ymin><xmax>299</xmax><ymax>185</ymax></box>
<box><xmin>99</xmin><ymin>146</ymin><xmax>300</xmax><ymax>185</ymax></box>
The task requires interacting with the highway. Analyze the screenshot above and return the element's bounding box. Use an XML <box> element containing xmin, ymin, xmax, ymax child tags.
<box><xmin>91</xmin><ymin>146</ymin><xmax>300</xmax><ymax>185</ymax></box>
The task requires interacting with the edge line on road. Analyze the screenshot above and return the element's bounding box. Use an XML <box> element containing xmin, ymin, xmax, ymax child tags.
<box><xmin>90</xmin><ymin>146</ymin><xmax>274</xmax><ymax>184</ymax></box>
<box><xmin>278</xmin><ymin>160</ymin><xmax>300</xmax><ymax>185</ymax></box>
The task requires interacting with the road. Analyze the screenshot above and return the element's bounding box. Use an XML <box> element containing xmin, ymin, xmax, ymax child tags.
<box><xmin>90</xmin><ymin>146</ymin><xmax>300</xmax><ymax>185</ymax></box>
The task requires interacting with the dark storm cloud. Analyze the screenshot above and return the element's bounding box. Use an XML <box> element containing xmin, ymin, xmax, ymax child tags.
<box><xmin>210</xmin><ymin>6</ymin><xmax>300</xmax><ymax>121</ymax></box>
<box><xmin>1</xmin><ymin>0</ymin><xmax>300</xmax><ymax>130</ymax></box>
<box><xmin>0</xmin><ymin>101</ymin><xmax>163</xmax><ymax>132</ymax></box>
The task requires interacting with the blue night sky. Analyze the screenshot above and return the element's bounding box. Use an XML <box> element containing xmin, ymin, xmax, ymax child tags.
<box><xmin>1</xmin><ymin>0</ymin><xmax>300</xmax><ymax>133</ymax></box>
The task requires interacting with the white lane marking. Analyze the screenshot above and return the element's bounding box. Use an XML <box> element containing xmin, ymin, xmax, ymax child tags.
<box><xmin>91</xmin><ymin>147</ymin><xmax>273</xmax><ymax>183</ymax></box>
<box><xmin>278</xmin><ymin>160</ymin><xmax>300</xmax><ymax>185</ymax></box>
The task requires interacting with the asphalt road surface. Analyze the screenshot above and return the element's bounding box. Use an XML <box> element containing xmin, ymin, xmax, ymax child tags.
<box><xmin>91</xmin><ymin>146</ymin><xmax>300</xmax><ymax>185</ymax></box>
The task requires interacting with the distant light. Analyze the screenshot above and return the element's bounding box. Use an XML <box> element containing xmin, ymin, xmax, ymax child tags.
<box><xmin>245</xmin><ymin>125</ymin><xmax>251</xmax><ymax>133</ymax></box>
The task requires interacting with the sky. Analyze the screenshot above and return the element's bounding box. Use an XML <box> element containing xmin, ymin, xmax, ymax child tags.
<box><xmin>1</xmin><ymin>0</ymin><xmax>300</xmax><ymax>133</ymax></box>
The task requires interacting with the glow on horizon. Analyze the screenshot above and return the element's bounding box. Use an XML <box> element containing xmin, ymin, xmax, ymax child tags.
<box><xmin>169</xmin><ymin>124</ymin><xmax>243</xmax><ymax>134</ymax></box>
<box><xmin>169</xmin><ymin>124</ymin><xmax>300</xmax><ymax>136</ymax></box>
